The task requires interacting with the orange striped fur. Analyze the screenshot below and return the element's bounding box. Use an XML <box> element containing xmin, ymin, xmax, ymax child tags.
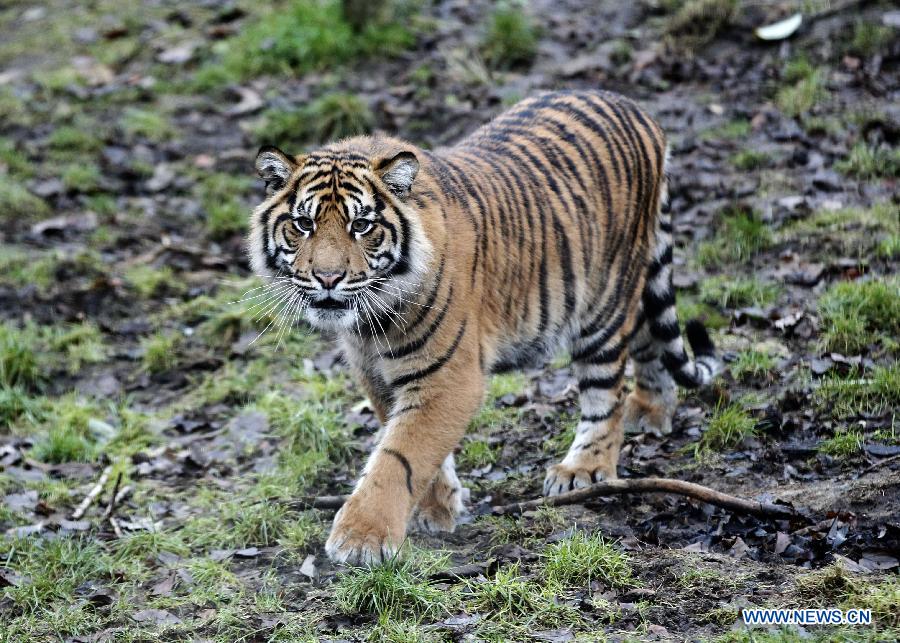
<box><xmin>248</xmin><ymin>90</ymin><xmax>720</xmax><ymax>565</ymax></box>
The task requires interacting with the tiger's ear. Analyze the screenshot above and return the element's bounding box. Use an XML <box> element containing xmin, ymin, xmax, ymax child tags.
<box><xmin>255</xmin><ymin>145</ymin><xmax>296</xmax><ymax>192</ymax></box>
<box><xmin>376</xmin><ymin>151</ymin><xmax>418</xmax><ymax>198</ymax></box>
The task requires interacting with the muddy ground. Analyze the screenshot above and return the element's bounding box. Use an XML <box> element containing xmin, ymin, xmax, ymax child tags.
<box><xmin>0</xmin><ymin>1</ymin><xmax>898</xmax><ymax>641</ymax></box>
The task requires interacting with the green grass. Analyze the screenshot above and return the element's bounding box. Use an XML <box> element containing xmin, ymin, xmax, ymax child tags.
<box><xmin>776</xmin><ymin>67</ymin><xmax>828</xmax><ymax>117</ymax></box>
<box><xmin>335</xmin><ymin>554</ymin><xmax>453</xmax><ymax>621</ymax></box>
<box><xmin>119</xmin><ymin>107</ymin><xmax>175</xmax><ymax>142</ymax></box>
<box><xmin>543</xmin><ymin>531</ymin><xmax>635</xmax><ymax>590</ymax></box>
<box><xmin>695</xmin><ymin>402</ymin><xmax>757</xmax><ymax>457</ymax></box>
<box><xmin>0</xmin><ymin>385</ymin><xmax>42</xmax><ymax>427</ymax></box>
<box><xmin>676</xmin><ymin>296</ymin><xmax>730</xmax><ymax>330</ymax></box>
<box><xmin>729</xmin><ymin>347</ymin><xmax>776</xmax><ymax>381</ymax></box>
<box><xmin>781</xmin><ymin>201</ymin><xmax>899</xmax><ymax>257</ymax></box>
<box><xmin>817</xmin><ymin>429</ymin><xmax>864</xmax><ymax>457</ymax></box>
<box><xmin>836</xmin><ymin>143</ymin><xmax>900</xmax><ymax>180</ymax></box>
<box><xmin>196</xmin><ymin>172</ymin><xmax>254</xmax><ymax>239</ymax></box>
<box><xmin>664</xmin><ymin>0</ymin><xmax>739</xmax><ymax>51</ymax></box>
<box><xmin>699</xmin><ymin>118</ymin><xmax>750</xmax><ymax>141</ymax></box>
<box><xmin>0</xmin><ymin>174</ymin><xmax>50</xmax><ymax>222</ymax></box>
<box><xmin>697</xmin><ymin>207</ymin><xmax>772</xmax><ymax>267</ymax></box>
<box><xmin>50</xmin><ymin>322</ymin><xmax>108</xmax><ymax>374</ymax></box>
<box><xmin>699</xmin><ymin>276</ymin><xmax>781</xmax><ymax>309</ymax></box>
<box><xmin>193</xmin><ymin>0</ymin><xmax>416</xmax><ymax>87</ymax></box>
<box><xmin>47</xmin><ymin>125</ymin><xmax>104</xmax><ymax>156</ymax></box>
<box><xmin>124</xmin><ymin>264</ymin><xmax>185</xmax><ymax>299</ymax></box>
<box><xmin>0</xmin><ymin>322</ymin><xmax>41</xmax><ymax>389</ymax></box>
<box><xmin>60</xmin><ymin>162</ymin><xmax>103</xmax><ymax>193</ymax></box>
<box><xmin>30</xmin><ymin>396</ymin><xmax>105</xmax><ymax>463</ymax></box>
<box><xmin>255</xmin><ymin>92</ymin><xmax>374</xmax><ymax>149</ymax></box>
<box><xmin>458</xmin><ymin>438</ymin><xmax>499</xmax><ymax>469</ymax></box>
<box><xmin>845</xmin><ymin>20</ymin><xmax>894</xmax><ymax>58</ymax></box>
<box><xmin>141</xmin><ymin>331</ymin><xmax>181</xmax><ymax>373</ymax></box>
<box><xmin>731</xmin><ymin>149</ymin><xmax>771</xmax><ymax>171</ymax></box>
<box><xmin>813</xmin><ymin>364</ymin><xmax>900</xmax><ymax>419</ymax></box>
<box><xmin>817</xmin><ymin>277</ymin><xmax>899</xmax><ymax>354</ymax></box>
<box><xmin>481</xmin><ymin>2</ymin><xmax>539</xmax><ymax>70</ymax></box>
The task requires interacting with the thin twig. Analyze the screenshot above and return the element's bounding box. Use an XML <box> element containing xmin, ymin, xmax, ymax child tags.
<box><xmin>109</xmin><ymin>516</ymin><xmax>123</xmax><ymax>538</ymax></box>
<box><xmin>102</xmin><ymin>483</ymin><xmax>132</xmax><ymax>522</ymax></box>
<box><xmin>71</xmin><ymin>466</ymin><xmax>112</xmax><ymax>520</ymax></box>
<box><xmin>491</xmin><ymin>477</ymin><xmax>802</xmax><ymax>519</ymax></box>
<box><xmin>858</xmin><ymin>453</ymin><xmax>900</xmax><ymax>478</ymax></box>
<box><xmin>297</xmin><ymin>477</ymin><xmax>804</xmax><ymax>520</ymax></box>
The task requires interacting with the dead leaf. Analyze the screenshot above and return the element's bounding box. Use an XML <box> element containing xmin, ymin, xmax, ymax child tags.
<box><xmin>131</xmin><ymin>609</ymin><xmax>181</xmax><ymax>626</ymax></box>
<box><xmin>299</xmin><ymin>554</ymin><xmax>317</xmax><ymax>578</ymax></box>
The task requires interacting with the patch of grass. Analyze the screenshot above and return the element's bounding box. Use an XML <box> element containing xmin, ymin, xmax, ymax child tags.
<box><xmin>196</xmin><ymin>172</ymin><xmax>254</xmax><ymax>239</ymax></box>
<box><xmin>277</xmin><ymin>512</ymin><xmax>324</xmax><ymax>551</ymax></box>
<box><xmin>731</xmin><ymin>149</ymin><xmax>771</xmax><ymax>171</ymax></box>
<box><xmin>141</xmin><ymin>331</ymin><xmax>181</xmax><ymax>373</ymax></box>
<box><xmin>699</xmin><ymin>276</ymin><xmax>781</xmax><ymax>309</ymax></box>
<box><xmin>30</xmin><ymin>396</ymin><xmax>105</xmax><ymax>463</ymax></box>
<box><xmin>481</xmin><ymin>2</ymin><xmax>539</xmax><ymax>70</ymax></box>
<box><xmin>124</xmin><ymin>264</ymin><xmax>185</xmax><ymax>299</ymax></box>
<box><xmin>664</xmin><ymin>0</ymin><xmax>739</xmax><ymax>51</ymax></box>
<box><xmin>50</xmin><ymin>322</ymin><xmax>108</xmax><ymax>374</ymax></box>
<box><xmin>255</xmin><ymin>92</ymin><xmax>374</xmax><ymax>149</ymax></box>
<box><xmin>194</xmin><ymin>0</ymin><xmax>416</xmax><ymax>86</ymax></box>
<box><xmin>0</xmin><ymin>137</ymin><xmax>37</xmax><ymax>177</ymax></box>
<box><xmin>335</xmin><ymin>555</ymin><xmax>452</xmax><ymax>621</ymax></box>
<box><xmin>0</xmin><ymin>322</ymin><xmax>41</xmax><ymax>389</ymax></box>
<box><xmin>776</xmin><ymin>67</ymin><xmax>828</xmax><ymax>117</ymax></box>
<box><xmin>458</xmin><ymin>438</ymin><xmax>498</xmax><ymax>470</ymax></box>
<box><xmin>814</xmin><ymin>364</ymin><xmax>900</xmax><ymax>418</ymax></box>
<box><xmin>817</xmin><ymin>277</ymin><xmax>899</xmax><ymax>354</ymax></box>
<box><xmin>845</xmin><ymin>21</ymin><xmax>894</xmax><ymax>58</ymax></box>
<box><xmin>0</xmin><ymin>535</ymin><xmax>113</xmax><ymax>615</ymax></box>
<box><xmin>47</xmin><ymin>125</ymin><xmax>104</xmax><ymax>155</ymax></box>
<box><xmin>877</xmin><ymin>234</ymin><xmax>900</xmax><ymax>259</ymax></box>
<box><xmin>543</xmin><ymin>531</ymin><xmax>635</xmax><ymax>590</ymax></box>
<box><xmin>119</xmin><ymin>107</ymin><xmax>175</xmax><ymax>142</ymax></box>
<box><xmin>782</xmin><ymin>201</ymin><xmax>899</xmax><ymax>257</ymax></box>
<box><xmin>0</xmin><ymin>385</ymin><xmax>43</xmax><ymax>427</ymax></box>
<box><xmin>817</xmin><ymin>429</ymin><xmax>864</xmax><ymax>457</ymax></box>
<box><xmin>700</xmin><ymin>118</ymin><xmax>750</xmax><ymax>141</ymax></box>
<box><xmin>729</xmin><ymin>347</ymin><xmax>776</xmax><ymax>381</ymax></box>
<box><xmin>0</xmin><ymin>174</ymin><xmax>50</xmax><ymax>222</ymax></box>
<box><xmin>113</xmin><ymin>530</ymin><xmax>190</xmax><ymax>563</ymax></box>
<box><xmin>695</xmin><ymin>402</ymin><xmax>756</xmax><ymax>457</ymax></box>
<box><xmin>466</xmin><ymin>562</ymin><xmax>579</xmax><ymax>630</ymax></box>
<box><xmin>676</xmin><ymin>295</ymin><xmax>729</xmax><ymax>330</ymax></box>
<box><xmin>60</xmin><ymin>162</ymin><xmax>103</xmax><ymax>193</ymax></box>
<box><xmin>836</xmin><ymin>143</ymin><xmax>900</xmax><ymax>180</ymax></box>
<box><xmin>696</xmin><ymin>206</ymin><xmax>772</xmax><ymax>267</ymax></box>
<box><xmin>484</xmin><ymin>505</ymin><xmax>566</xmax><ymax>546</ymax></box>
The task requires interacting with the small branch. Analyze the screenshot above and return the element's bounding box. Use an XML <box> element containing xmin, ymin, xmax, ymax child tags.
<box><xmin>298</xmin><ymin>477</ymin><xmax>803</xmax><ymax>521</ymax></box>
<box><xmin>71</xmin><ymin>466</ymin><xmax>112</xmax><ymax>520</ymax></box>
<box><xmin>492</xmin><ymin>477</ymin><xmax>801</xmax><ymax>519</ymax></box>
<box><xmin>858</xmin><ymin>453</ymin><xmax>900</xmax><ymax>478</ymax></box>
<box><xmin>102</xmin><ymin>483</ymin><xmax>132</xmax><ymax>522</ymax></box>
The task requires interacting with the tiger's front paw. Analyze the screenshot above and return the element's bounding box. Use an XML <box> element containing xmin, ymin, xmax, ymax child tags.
<box><xmin>543</xmin><ymin>461</ymin><xmax>616</xmax><ymax>497</ymax></box>
<box><xmin>325</xmin><ymin>497</ymin><xmax>406</xmax><ymax>565</ymax></box>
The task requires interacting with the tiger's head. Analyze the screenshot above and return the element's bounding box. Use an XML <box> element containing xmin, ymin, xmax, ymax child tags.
<box><xmin>247</xmin><ymin>142</ymin><xmax>432</xmax><ymax>332</ymax></box>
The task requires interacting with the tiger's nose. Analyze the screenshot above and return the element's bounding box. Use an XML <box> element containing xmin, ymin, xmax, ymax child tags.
<box><xmin>313</xmin><ymin>270</ymin><xmax>345</xmax><ymax>290</ymax></box>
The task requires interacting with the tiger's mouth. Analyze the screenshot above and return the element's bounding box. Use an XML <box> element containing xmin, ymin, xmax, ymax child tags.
<box><xmin>309</xmin><ymin>296</ymin><xmax>352</xmax><ymax>311</ymax></box>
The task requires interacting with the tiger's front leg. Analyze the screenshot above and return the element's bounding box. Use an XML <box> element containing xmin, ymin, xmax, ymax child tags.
<box><xmin>325</xmin><ymin>369</ymin><xmax>483</xmax><ymax>565</ymax></box>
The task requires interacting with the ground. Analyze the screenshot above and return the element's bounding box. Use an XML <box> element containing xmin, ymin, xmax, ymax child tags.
<box><xmin>0</xmin><ymin>1</ymin><xmax>898</xmax><ymax>641</ymax></box>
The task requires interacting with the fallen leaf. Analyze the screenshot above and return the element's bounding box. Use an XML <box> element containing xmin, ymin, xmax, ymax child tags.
<box><xmin>131</xmin><ymin>609</ymin><xmax>181</xmax><ymax>626</ymax></box>
<box><xmin>756</xmin><ymin>13</ymin><xmax>803</xmax><ymax>41</ymax></box>
<box><xmin>299</xmin><ymin>554</ymin><xmax>317</xmax><ymax>578</ymax></box>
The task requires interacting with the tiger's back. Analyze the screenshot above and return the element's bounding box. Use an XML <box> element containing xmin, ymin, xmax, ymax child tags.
<box><xmin>248</xmin><ymin>90</ymin><xmax>719</xmax><ymax>565</ymax></box>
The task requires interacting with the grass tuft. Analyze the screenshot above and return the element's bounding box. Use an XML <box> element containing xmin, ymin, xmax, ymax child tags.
<box><xmin>813</xmin><ymin>364</ymin><xmax>900</xmax><ymax>418</ymax></box>
<box><xmin>697</xmin><ymin>206</ymin><xmax>772</xmax><ymax>267</ymax></box>
<box><xmin>481</xmin><ymin>2</ymin><xmax>539</xmax><ymax>70</ymax></box>
<box><xmin>543</xmin><ymin>531</ymin><xmax>635</xmax><ymax>589</ymax></box>
<box><xmin>817</xmin><ymin>277</ymin><xmax>899</xmax><ymax>354</ymax></box>
<box><xmin>776</xmin><ymin>67</ymin><xmax>828</xmax><ymax>117</ymax></box>
<box><xmin>695</xmin><ymin>402</ymin><xmax>756</xmax><ymax>457</ymax></box>
<box><xmin>729</xmin><ymin>347</ymin><xmax>776</xmax><ymax>381</ymax></box>
<box><xmin>141</xmin><ymin>331</ymin><xmax>181</xmax><ymax>373</ymax></box>
<box><xmin>731</xmin><ymin>149</ymin><xmax>771</xmax><ymax>171</ymax></box>
<box><xmin>0</xmin><ymin>174</ymin><xmax>50</xmax><ymax>222</ymax></box>
<box><xmin>664</xmin><ymin>0</ymin><xmax>738</xmax><ymax>51</ymax></box>
<box><xmin>699</xmin><ymin>276</ymin><xmax>781</xmax><ymax>309</ymax></box>
<box><xmin>836</xmin><ymin>143</ymin><xmax>900</xmax><ymax>180</ymax></box>
<box><xmin>335</xmin><ymin>555</ymin><xmax>452</xmax><ymax>620</ymax></box>
<box><xmin>256</xmin><ymin>92</ymin><xmax>374</xmax><ymax>149</ymax></box>
<box><xmin>817</xmin><ymin>429</ymin><xmax>864</xmax><ymax>457</ymax></box>
<box><xmin>0</xmin><ymin>322</ymin><xmax>41</xmax><ymax>389</ymax></box>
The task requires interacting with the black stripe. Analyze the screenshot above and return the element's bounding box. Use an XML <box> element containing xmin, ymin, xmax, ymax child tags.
<box><xmin>390</xmin><ymin>321</ymin><xmax>467</xmax><ymax>388</ymax></box>
<box><xmin>582</xmin><ymin>339</ymin><xmax>625</xmax><ymax>365</ymax></box>
<box><xmin>647</xmin><ymin>245</ymin><xmax>673</xmax><ymax>280</ymax></box>
<box><xmin>578</xmin><ymin>361</ymin><xmax>626</xmax><ymax>391</ymax></box>
<box><xmin>581</xmin><ymin>400</ymin><xmax>622</xmax><ymax>423</ymax></box>
<box><xmin>390</xmin><ymin>285</ymin><xmax>453</xmax><ymax>359</ymax></box>
<box><xmin>383</xmin><ymin>448</ymin><xmax>413</xmax><ymax>495</ymax></box>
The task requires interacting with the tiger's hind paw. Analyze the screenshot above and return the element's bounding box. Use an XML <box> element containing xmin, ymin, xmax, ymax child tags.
<box><xmin>622</xmin><ymin>389</ymin><xmax>674</xmax><ymax>437</ymax></box>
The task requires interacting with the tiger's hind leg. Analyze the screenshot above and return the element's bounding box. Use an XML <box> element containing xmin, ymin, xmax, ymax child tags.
<box><xmin>623</xmin><ymin>317</ymin><xmax>678</xmax><ymax>436</ymax></box>
<box><xmin>413</xmin><ymin>454</ymin><xmax>465</xmax><ymax>534</ymax></box>
<box><xmin>544</xmin><ymin>337</ymin><xmax>627</xmax><ymax>496</ymax></box>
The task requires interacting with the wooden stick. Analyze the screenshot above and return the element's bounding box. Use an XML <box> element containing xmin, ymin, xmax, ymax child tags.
<box><xmin>71</xmin><ymin>466</ymin><xmax>112</xmax><ymax>520</ymax></box>
<box><xmin>298</xmin><ymin>477</ymin><xmax>803</xmax><ymax>520</ymax></box>
<box><xmin>491</xmin><ymin>477</ymin><xmax>800</xmax><ymax>519</ymax></box>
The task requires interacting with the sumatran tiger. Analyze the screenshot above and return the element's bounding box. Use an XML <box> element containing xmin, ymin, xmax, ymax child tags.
<box><xmin>247</xmin><ymin>90</ymin><xmax>721</xmax><ymax>565</ymax></box>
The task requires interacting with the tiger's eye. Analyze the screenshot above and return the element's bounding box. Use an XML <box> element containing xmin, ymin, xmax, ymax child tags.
<box><xmin>296</xmin><ymin>216</ymin><xmax>314</xmax><ymax>232</ymax></box>
<box><xmin>350</xmin><ymin>219</ymin><xmax>372</xmax><ymax>234</ymax></box>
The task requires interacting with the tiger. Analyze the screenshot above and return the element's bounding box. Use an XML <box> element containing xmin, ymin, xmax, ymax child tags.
<box><xmin>247</xmin><ymin>89</ymin><xmax>721</xmax><ymax>565</ymax></box>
